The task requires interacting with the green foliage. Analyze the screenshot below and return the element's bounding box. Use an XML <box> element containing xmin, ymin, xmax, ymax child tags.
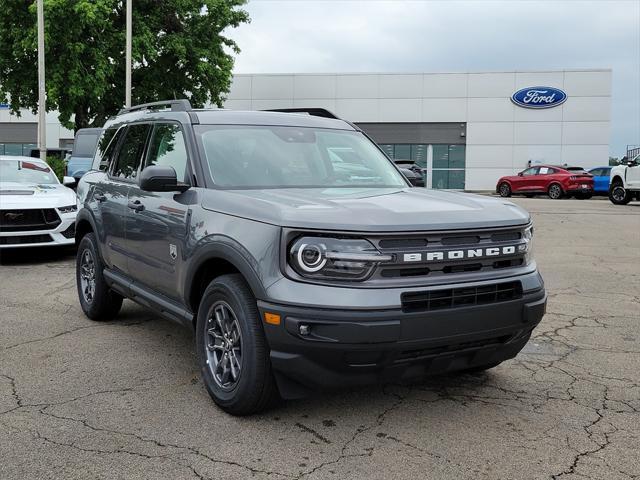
<box><xmin>0</xmin><ymin>0</ymin><xmax>249</xmax><ymax>132</ymax></box>
<box><xmin>46</xmin><ymin>155</ymin><xmax>66</xmax><ymax>182</ymax></box>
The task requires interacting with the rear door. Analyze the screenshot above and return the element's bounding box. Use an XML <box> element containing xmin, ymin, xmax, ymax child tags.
<box><xmin>535</xmin><ymin>166</ymin><xmax>557</xmax><ymax>192</ymax></box>
<box><xmin>125</xmin><ymin>122</ymin><xmax>193</xmax><ymax>300</ymax></box>
<box><xmin>103</xmin><ymin>123</ymin><xmax>152</xmax><ymax>274</ymax></box>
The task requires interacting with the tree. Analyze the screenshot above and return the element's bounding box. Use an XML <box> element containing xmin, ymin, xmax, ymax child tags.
<box><xmin>0</xmin><ymin>0</ymin><xmax>249</xmax><ymax>132</ymax></box>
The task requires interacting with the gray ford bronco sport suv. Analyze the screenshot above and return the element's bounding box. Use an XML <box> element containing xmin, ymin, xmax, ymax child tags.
<box><xmin>75</xmin><ymin>100</ymin><xmax>546</xmax><ymax>415</ymax></box>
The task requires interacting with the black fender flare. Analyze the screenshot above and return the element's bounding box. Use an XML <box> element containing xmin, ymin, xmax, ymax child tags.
<box><xmin>75</xmin><ymin>208</ymin><xmax>107</xmax><ymax>261</ymax></box>
<box><xmin>610</xmin><ymin>175</ymin><xmax>624</xmax><ymax>187</ymax></box>
<box><xmin>184</xmin><ymin>236</ymin><xmax>268</xmax><ymax>311</ymax></box>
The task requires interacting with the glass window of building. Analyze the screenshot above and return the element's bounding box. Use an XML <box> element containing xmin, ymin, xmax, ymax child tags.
<box><xmin>379</xmin><ymin>143</ymin><xmax>465</xmax><ymax>189</ymax></box>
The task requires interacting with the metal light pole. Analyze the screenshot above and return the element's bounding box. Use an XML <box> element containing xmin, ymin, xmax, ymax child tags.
<box><xmin>37</xmin><ymin>0</ymin><xmax>47</xmax><ymax>160</ymax></box>
<box><xmin>125</xmin><ymin>0</ymin><xmax>132</xmax><ymax>108</ymax></box>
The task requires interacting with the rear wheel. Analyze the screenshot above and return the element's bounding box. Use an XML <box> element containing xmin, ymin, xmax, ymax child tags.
<box><xmin>548</xmin><ymin>183</ymin><xmax>564</xmax><ymax>200</ymax></box>
<box><xmin>196</xmin><ymin>274</ymin><xmax>278</xmax><ymax>415</ymax></box>
<box><xmin>609</xmin><ymin>182</ymin><xmax>632</xmax><ymax>205</ymax></box>
<box><xmin>76</xmin><ymin>233</ymin><xmax>123</xmax><ymax>321</ymax></box>
<box><xmin>498</xmin><ymin>182</ymin><xmax>511</xmax><ymax>197</ymax></box>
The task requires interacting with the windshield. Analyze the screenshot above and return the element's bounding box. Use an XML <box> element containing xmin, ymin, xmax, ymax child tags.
<box><xmin>196</xmin><ymin>125</ymin><xmax>407</xmax><ymax>189</ymax></box>
<box><xmin>0</xmin><ymin>159</ymin><xmax>58</xmax><ymax>184</ymax></box>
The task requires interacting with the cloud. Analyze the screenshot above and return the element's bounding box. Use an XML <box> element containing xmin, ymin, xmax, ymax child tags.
<box><xmin>228</xmin><ymin>0</ymin><xmax>640</xmax><ymax>156</ymax></box>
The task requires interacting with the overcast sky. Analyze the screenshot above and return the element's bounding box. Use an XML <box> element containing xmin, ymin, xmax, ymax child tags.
<box><xmin>228</xmin><ymin>0</ymin><xmax>640</xmax><ymax>158</ymax></box>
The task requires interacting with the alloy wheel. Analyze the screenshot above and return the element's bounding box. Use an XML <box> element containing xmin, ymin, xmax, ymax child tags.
<box><xmin>612</xmin><ymin>186</ymin><xmax>626</xmax><ymax>202</ymax></box>
<box><xmin>79</xmin><ymin>248</ymin><xmax>96</xmax><ymax>304</ymax></box>
<box><xmin>549</xmin><ymin>184</ymin><xmax>562</xmax><ymax>199</ymax></box>
<box><xmin>205</xmin><ymin>301</ymin><xmax>243</xmax><ymax>390</ymax></box>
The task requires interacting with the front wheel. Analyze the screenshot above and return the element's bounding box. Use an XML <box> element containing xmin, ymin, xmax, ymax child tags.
<box><xmin>76</xmin><ymin>233</ymin><xmax>123</xmax><ymax>321</ymax></box>
<box><xmin>548</xmin><ymin>183</ymin><xmax>564</xmax><ymax>200</ymax></box>
<box><xmin>498</xmin><ymin>182</ymin><xmax>511</xmax><ymax>197</ymax></box>
<box><xmin>609</xmin><ymin>183</ymin><xmax>632</xmax><ymax>205</ymax></box>
<box><xmin>196</xmin><ymin>274</ymin><xmax>278</xmax><ymax>415</ymax></box>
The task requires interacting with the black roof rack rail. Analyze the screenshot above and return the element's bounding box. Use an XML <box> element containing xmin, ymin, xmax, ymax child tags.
<box><xmin>118</xmin><ymin>99</ymin><xmax>192</xmax><ymax>115</ymax></box>
<box><xmin>263</xmin><ymin>108</ymin><xmax>340</xmax><ymax>120</ymax></box>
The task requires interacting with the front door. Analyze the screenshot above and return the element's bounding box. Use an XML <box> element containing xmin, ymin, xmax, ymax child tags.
<box><xmin>627</xmin><ymin>159</ymin><xmax>640</xmax><ymax>189</ymax></box>
<box><xmin>513</xmin><ymin>167</ymin><xmax>538</xmax><ymax>193</ymax></box>
<box><xmin>125</xmin><ymin>122</ymin><xmax>192</xmax><ymax>301</ymax></box>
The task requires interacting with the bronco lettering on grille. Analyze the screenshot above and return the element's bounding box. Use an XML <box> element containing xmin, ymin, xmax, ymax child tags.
<box><xmin>403</xmin><ymin>246</ymin><xmax>517</xmax><ymax>263</ymax></box>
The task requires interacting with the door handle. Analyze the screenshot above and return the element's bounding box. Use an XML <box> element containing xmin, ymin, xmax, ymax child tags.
<box><xmin>94</xmin><ymin>193</ymin><xmax>106</xmax><ymax>202</ymax></box>
<box><xmin>127</xmin><ymin>200</ymin><xmax>145</xmax><ymax>212</ymax></box>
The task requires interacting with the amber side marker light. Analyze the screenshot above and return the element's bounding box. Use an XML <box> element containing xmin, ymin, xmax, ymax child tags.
<box><xmin>264</xmin><ymin>312</ymin><xmax>281</xmax><ymax>325</ymax></box>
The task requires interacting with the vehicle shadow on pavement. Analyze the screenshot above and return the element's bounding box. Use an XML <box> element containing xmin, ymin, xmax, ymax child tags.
<box><xmin>0</xmin><ymin>246</ymin><xmax>77</xmax><ymax>266</ymax></box>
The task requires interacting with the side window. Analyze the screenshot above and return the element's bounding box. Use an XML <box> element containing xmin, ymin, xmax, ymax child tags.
<box><xmin>112</xmin><ymin>124</ymin><xmax>151</xmax><ymax>180</ymax></box>
<box><xmin>538</xmin><ymin>167</ymin><xmax>554</xmax><ymax>175</ymax></box>
<box><xmin>144</xmin><ymin>123</ymin><xmax>189</xmax><ymax>182</ymax></box>
<box><xmin>521</xmin><ymin>167</ymin><xmax>538</xmax><ymax>176</ymax></box>
<box><xmin>592</xmin><ymin>168</ymin><xmax>604</xmax><ymax>176</ymax></box>
<box><xmin>93</xmin><ymin>128</ymin><xmax>122</xmax><ymax>171</ymax></box>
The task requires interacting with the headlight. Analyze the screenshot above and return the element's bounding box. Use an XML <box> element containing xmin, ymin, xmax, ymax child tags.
<box><xmin>518</xmin><ymin>224</ymin><xmax>534</xmax><ymax>263</ymax></box>
<box><xmin>57</xmin><ymin>205</ymin><xmax>77</xmax><ymax>213</ymax></box>
<box><xmin>289</xmin><ymin>236</ymin><xmax>392</xmax><ymax>281</ymax></box>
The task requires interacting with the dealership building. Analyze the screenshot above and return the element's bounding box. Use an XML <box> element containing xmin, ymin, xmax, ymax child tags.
<box><xmin>0</xmin><ymin>68</ymin><xmax>611</xmax><ymax>190</ymax></box>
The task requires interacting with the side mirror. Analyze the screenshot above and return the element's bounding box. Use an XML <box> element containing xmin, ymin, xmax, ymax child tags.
<box><xmin>62</xmin><ymin>176</ymin><xmax>76</xmax><ymax>187</ymax></box>
<box><xmin>139</xmin><ymin>165</ymin><xmax>189</xmax><ymax>192</ymax></box>
<box><xmin>518</xmin><ymin>172</ymin><xmax>523</xmax><ymax>177</ymax></box>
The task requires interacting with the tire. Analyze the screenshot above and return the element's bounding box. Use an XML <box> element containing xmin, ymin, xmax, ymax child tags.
<box><xmin>547</xmin><ymin>183</ymin><xmax>564</xmax><ymax>200</ymax></box>
<box><xmin>609</xmin><ymin>182</ymin><xmax>632</xmax><ymax>205</ymax></box>
<box><xmin>196</xmin><ymin>274</ymin><xmax>278</xmax><ymax>415</ymax></box>
<box><xmin>498</xmin><ymin>182</ymin><xmax>511</xmax><ymax>197</ymax></box>
<box><xmin>76</xmin><ymin>233</ymin><xmax>123</xmax><ymax>321</ymax></box>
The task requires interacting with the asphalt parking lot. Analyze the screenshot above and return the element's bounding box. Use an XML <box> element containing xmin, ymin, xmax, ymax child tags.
<box><xmin>1</xmin><ymin>197</ymin><xmax>639</xmax><ymax>480</ymax></box>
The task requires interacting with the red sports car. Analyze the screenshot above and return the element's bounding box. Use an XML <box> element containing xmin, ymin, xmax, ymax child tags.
<box><xmin>496</xmin><ymin>165</ymin><xmax>594</xmax><ymax>200</ymax></box>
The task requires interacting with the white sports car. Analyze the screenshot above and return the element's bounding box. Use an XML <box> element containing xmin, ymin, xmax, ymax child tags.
<box><xmin>0</xmin><ymin>155</ymin><xmax>78</xmax><ymax>248</ymax></box>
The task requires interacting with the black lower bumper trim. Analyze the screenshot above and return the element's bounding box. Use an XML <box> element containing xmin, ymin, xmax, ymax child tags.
<box><xmin>259</xmin><ymin>289</ymin><xmax>546</xmax><ymax>399</ymax></box>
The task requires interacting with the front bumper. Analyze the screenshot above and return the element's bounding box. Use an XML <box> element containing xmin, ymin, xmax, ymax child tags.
<box><xmin>0</xmin><ymin>213</ymin><xmax>76</xmax><ymax>248</ymax></box>
<box><xmin>259</xmin><ymin>271</ymin><xmax>546</xmax><ymax>398</ymax></box>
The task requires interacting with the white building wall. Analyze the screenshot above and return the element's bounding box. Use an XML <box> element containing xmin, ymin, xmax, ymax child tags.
<box><xmin>224</xmin><ymin>69</ymin><xmax>612</xmax><ymax>190</ymax></box>
<box><xmin>0</xmin><ymin>107</ymin><xmax>75</xmax><ymax>149</ymax></box>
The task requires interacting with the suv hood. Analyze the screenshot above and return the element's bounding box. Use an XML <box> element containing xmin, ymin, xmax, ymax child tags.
<box><xmin>0</xmin><ymin>182</ymin><xmax>76</xmax><ymax>209</ymax></box>
<box><xmin>202</xmin><ymin>187</ymin><xmax>530</xmax><ymax>232</ymax></box>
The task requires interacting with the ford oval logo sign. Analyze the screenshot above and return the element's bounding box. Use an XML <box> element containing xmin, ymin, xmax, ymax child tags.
<box><xmin>511</xmin><ymin>86</ymin><xmax>567</xmax><ymax>109</ymax></box>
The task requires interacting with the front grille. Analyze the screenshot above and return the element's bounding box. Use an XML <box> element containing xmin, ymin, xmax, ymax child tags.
<box><xmin>371</xmin><ymin>226</ymin><xmax>527</xmax><ymax>280</ymax></box>
<box><xmin>0</xmin><ymin>234</ymin><xmax>53</xmax><ymax>245</ymax></box>
<box><xmin>401</xmin><ymin>281</ymin><xmax>523</xmax><ymax>313</ymax></box>
<box><xmin>0</xmin><ymin>209</ymin><xmax>61</xmax><ymax>232</ymax></box>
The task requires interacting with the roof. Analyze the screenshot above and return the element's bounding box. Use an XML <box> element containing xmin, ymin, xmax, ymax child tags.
<box><xmin>106</xmin><ymin>101</ymin><xmax>355</xmax><ymax>131</ymax></box>
<box><xmin>193</xmin><ymin>110</ymin><xmax>354</xmax><ymax>130</ymax></box>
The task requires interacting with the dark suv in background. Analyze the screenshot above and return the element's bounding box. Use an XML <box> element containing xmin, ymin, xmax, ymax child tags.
<box><xmin>75</xmin><ymin>100</ymin><xmax>546</xmax><ymax>415</ymax></box>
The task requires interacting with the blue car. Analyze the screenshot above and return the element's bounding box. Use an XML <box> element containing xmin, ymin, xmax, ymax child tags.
<box><xmin>66</xmin><ymin>128</ymin><xmax>102</xmax><ymax>182</ymax></box>
<box><xmin>588</xmin><ymin>166</ymin><xmax>612</xmax><ymax>194</ymax></box>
